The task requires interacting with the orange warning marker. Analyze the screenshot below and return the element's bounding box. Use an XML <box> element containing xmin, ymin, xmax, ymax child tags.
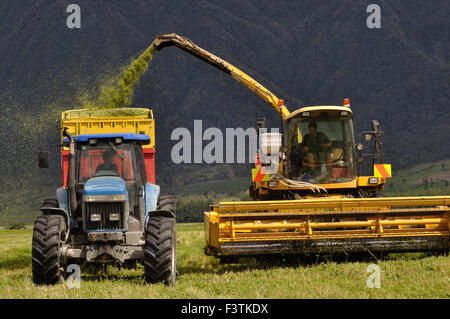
<box><xmin>374</xmin><ymin>164</ymin><xmax>392</xmax><ymax>178</ymax></box>
<box><xmin>252</xmin><ymin>167</ymin><xmax>270</xmax><ymax>182</ymax></box>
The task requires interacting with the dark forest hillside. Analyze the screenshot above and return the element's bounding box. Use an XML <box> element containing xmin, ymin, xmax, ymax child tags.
<box><xmin>0</xmin><ymin>0</ymin><xmax>448</xmax><ymax>209</ymax></box>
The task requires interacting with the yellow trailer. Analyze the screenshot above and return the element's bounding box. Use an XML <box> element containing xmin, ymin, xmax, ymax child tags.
<box><xmin>60</xmin><ymin>108</ymin><xmax>156</xmax><ymax>185</ymax></box>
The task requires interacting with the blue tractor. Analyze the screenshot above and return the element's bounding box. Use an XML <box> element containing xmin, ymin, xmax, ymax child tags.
<box><xmin>33</xmin><ymin>128</ymin><xmax>177</xmax><ymax>286</ymax></box>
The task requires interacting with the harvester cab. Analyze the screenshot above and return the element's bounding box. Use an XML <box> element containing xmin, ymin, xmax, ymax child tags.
<box><xmin>251</xmin><ymin>100</ymin><xmax>387</xmax><ymax>200</ymax></box>
<box><xmin>285</xmin><ymin>107</ymin><xmax>356</xmax><ymax>183</ymax></box>
<box><xmin>32</xmin><ymin>108</ymin><xmax>177</xmax><ymax>286</ymax></box>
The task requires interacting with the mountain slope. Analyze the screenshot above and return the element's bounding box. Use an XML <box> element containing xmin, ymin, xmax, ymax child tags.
<box><xmin>0</xmin><ymin>0</ymin><xmax>448</xmax><ymax>209</ymax></box>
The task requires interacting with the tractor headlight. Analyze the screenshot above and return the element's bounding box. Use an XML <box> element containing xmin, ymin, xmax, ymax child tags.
<box><xmin>90</xmin><ymin>213</ymin><xmax>101</xmax><ymax>222</ymax></box>
<box><xmin>109</xmin><ymin>213</ymin><xmax>120</xmax><ymax>221</ymax></box>
<box><xmin>369</xmin><ymin>177</ymin><xmax>379</xmax><ymax>184</ymax></box>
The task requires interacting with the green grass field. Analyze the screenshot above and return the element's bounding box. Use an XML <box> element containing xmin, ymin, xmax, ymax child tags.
<box><xmin>0</xmin><ymin>160</ymin><xmax>448</xmax><ymax>298</ymax></box>
<box><xmin>0</xmin><ymin>223</ymin><xmax>448</xmax><ymax>299</ymax></box>
<box><xmin>383</xmin><ymin>159</ymin><xmax>450</xmax><ymax>196</ymax></box>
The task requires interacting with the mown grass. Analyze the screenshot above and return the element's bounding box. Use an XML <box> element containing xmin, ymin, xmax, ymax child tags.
<box><xmin>0</xmin><ymin>224</ymin><xmax>448</xmax><ymax>299</ymax></box>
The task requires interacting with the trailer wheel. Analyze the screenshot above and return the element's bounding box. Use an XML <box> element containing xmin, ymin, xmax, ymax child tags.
<box><xmin>144</xmin><ymin>196</ymin><xmax>177</xmax><ymax>286</ymax></box>
<box><xmin>32</xmin><ymin>215</ymin><xmax>66</xmax><ymax>285</ymax></box>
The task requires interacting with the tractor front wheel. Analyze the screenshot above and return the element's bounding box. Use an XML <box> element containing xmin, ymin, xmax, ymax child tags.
<box><xmin>144</xmin><ymin>216</ymin><xmax>177</xmax><ymax>286</ymax></box>
<box><xmin>144</xmin><ymin>195</ymin><xmax>177</xmax><ymax>286</ymax></box>
<box><xmin>32</xmin><ymin>215</ymin><xmax>66</xmax><ymax>285</ymax></box>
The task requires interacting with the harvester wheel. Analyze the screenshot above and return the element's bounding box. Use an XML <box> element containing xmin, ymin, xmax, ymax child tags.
<box><xmin>32</xmin><ymin>215</ymin><xmax>66</xmax><ymax>285</ymax></box>
<box><xmin>144</xmin><ymin>196</ymin><xmax>177</xmax><ymax>286</ymax></box>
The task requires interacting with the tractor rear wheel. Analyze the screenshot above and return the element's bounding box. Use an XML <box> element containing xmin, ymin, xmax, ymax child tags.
<box><xmin>157</xmin><ymin>195</ymin><xmax>176</xmax><ymax>218</ymax></box>
<box><xmin>41</xmin><ymin>198</ymin><xmax>59</xmax><ymax>209</ymax></box>
<box><xmin>144</xmin><ymin>196</ymin><xmax>177</xmax><ymax>286</ymax></box>
<box><xmin>32</xmin><ymin>215</ymin><xmax>66</xmax><ymax>285</ymax></box>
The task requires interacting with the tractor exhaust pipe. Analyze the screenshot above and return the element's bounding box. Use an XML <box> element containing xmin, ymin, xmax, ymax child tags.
<box><xmin>63</xmin><ymin>128</ymin><xmax>78</xmax><ymax>214</ymax></box>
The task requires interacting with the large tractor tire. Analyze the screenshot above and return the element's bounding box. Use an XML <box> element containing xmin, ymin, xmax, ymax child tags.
<box><xmin>32</xmin><ymin>215</ymin><xmax>66</xmax><ymax>285</ymax></box>
<box><xmin>41</xmin><ymin>198</ymin><xmax>59</xmax><ymax>209</ymax></box>
<box><xmin>144</xmin><ymin>195</ymin><xmax>177</xmax><ymax>286</ymax></box>
<box><xmin>157</xmin><ymin>195</ymin><xmax>176</xmax><ymax>218</ymax></box>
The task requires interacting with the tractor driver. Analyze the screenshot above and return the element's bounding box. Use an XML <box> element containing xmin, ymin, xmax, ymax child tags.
<box><xmin>302</xmin><ymin>122</ymin><xmax>332</xmax><ymax>176</ymax></box>
<box><xmin>95</xmin><ymin>149</ymin><xmax>118</xmax><ymax>175</ymax></box>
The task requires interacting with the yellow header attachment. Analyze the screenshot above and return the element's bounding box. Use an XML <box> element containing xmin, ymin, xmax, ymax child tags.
<box><xmin>152</xmin><ymin>33</ymin><xmax>291</xmax><ymax>120</ymax></box>
<box><xmin>204</xmin><ymin>195</ymin><xmax>450</xmax><ymax>257</ymax></box>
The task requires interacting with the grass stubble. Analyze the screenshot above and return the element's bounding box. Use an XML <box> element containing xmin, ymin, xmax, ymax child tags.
<box><xmin>0</xmin><ymin>224</ymin><xmax>448</xmax><ymax>299</ymax></box>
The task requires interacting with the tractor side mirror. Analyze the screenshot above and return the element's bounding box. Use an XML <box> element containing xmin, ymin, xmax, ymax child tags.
<box><xmin>38</xmin><ymin>150</ymin><xmax>50</xmax><ymax>168</ymax></box>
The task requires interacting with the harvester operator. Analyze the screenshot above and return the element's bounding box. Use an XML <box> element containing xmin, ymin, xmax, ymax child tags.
<box><xmin>302</xmin><ymin>122</ymin><xmax>332</xmax><ymax>178</ymax></box>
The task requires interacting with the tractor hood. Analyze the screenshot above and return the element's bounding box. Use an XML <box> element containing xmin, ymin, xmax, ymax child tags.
<box><xmin>83</xmin><ymin>176</ymin><xmax>127</xmax><ymax>196</ymax></box>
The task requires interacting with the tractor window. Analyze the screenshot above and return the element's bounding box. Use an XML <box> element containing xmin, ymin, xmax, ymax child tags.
<box><xmin>286</xmin><ymin>112</ymin><xmax>356</xmax><ymax>183</ymax></box>
<box><xmin>134</xmin><ymin>144</ymin><xmax>147</xmax><ymax>185</ymax></box>
<box><xmin>77</xmin><ymin>142</ymin><xmax>137</xmax><ymax>183</ymax></box>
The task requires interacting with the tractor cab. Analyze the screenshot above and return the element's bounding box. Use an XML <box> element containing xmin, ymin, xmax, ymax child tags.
<box><xmin>284</xmin><ymin>105</ymin><xmax>356</xmax><ymax>184</ymax></box>
<box><xmin>62</xmin><ymin>133</ymin><xmax>150</xmax><ymax>234</ymax></box>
